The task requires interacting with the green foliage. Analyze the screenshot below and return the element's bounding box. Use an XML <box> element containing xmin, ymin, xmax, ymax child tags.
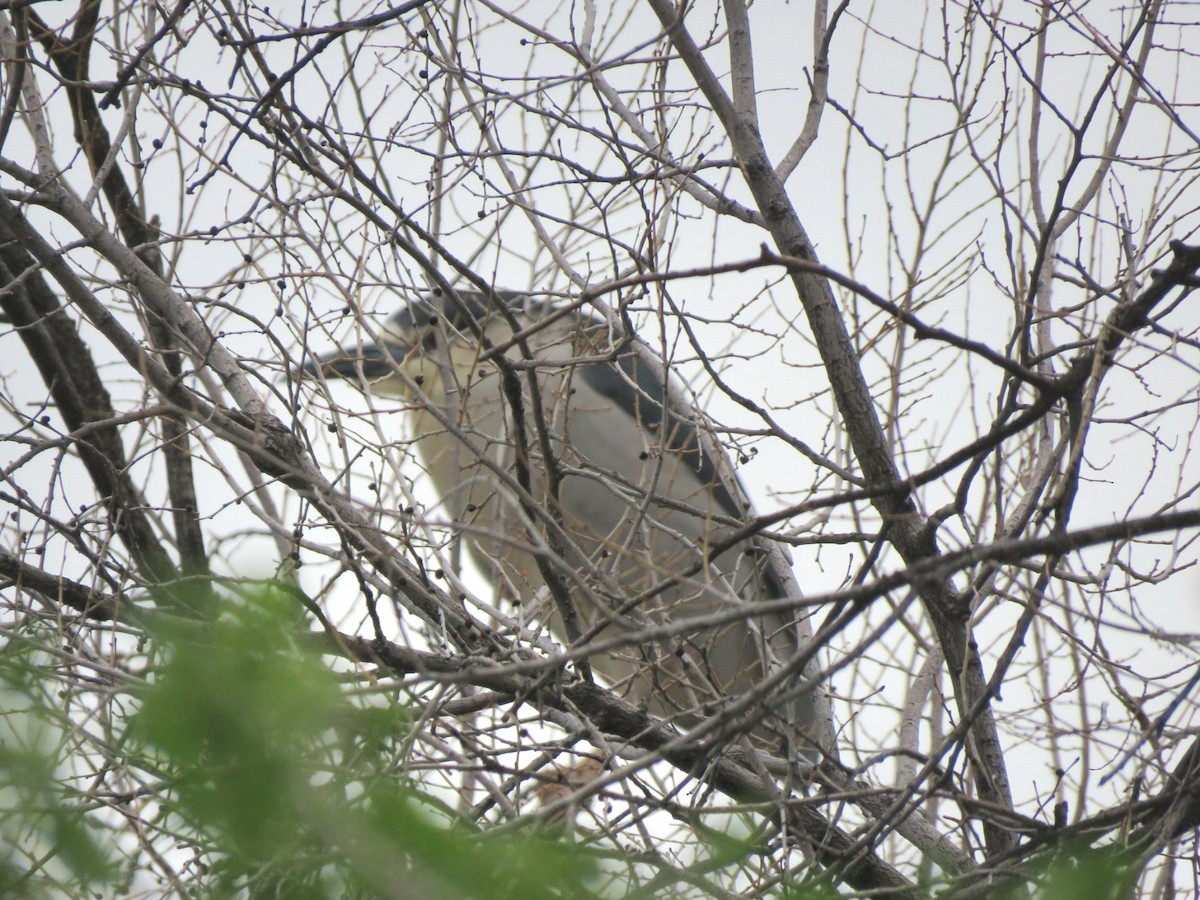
<box><xmin>2</xmin><ymin>590</ymin><xmax>596</xmax><ymax>898</ymax></box>
<box><xmin>133</xmin><ymin>588</ymin><xmax>596</xmax><ymax>897</ymax></box>
<box><xmin>992</xmin><ymin>841</ymin><xmax>1140</xmax><ymax>900</ymax></box>
<box><xmin>0</xmin><ymin>636</ymin><xmax>115</xmax><ymax>897</ymax></box>
<box><xmin>136</xmin><ymin>592</ymin><xmax>346</xmax><ymax>873</ymax></box>
<box><xmin>3</xmin><ymin>589</ymin><xmax>1149</xmax><ymax>899</ymax></box>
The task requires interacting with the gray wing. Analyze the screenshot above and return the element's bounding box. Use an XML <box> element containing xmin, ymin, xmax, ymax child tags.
<box><xmin>577</xmin><ymin>352</ymin><xmax>739</xmax><ymax>516</ymax></box>
<box><xmin>576</xmin><ymin>348</ymin><xmax>787</xmax><ymax>599</ymax></box>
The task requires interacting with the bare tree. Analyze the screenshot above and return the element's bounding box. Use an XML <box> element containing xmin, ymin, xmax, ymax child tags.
<box><xmin>2</xmin><ymin>1</ymin><xmax>1199</xmax><ymax>896</ymax></box>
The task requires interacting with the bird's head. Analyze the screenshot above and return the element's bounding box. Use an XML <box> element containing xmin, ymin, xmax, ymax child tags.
<box><xmin>303</xmin><ymin>289</ymin><xmax>539</xmax><ymax>398</ymax></box>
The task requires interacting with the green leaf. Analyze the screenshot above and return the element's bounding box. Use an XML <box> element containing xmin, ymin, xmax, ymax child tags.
<box><xmin>134</xmin><ymin>587</ymin><xmax>596</xmax><ymax>898</ymax></box>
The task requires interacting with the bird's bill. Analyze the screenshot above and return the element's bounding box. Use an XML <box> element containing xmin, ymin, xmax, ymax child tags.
<box><xmin>303</xmin><ymin>340</ymin><xmax>409</xmax><ymax>381</ymax></box>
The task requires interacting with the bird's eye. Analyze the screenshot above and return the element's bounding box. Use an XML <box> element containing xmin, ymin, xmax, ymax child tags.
<box><xmin>422</xmin><ymin>329</ymin><xmax>438</xmax><ymax>350</ymax></box>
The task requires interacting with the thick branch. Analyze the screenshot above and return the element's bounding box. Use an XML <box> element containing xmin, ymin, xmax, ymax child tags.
<box><xmin>0</xmin><ymin>226</ymin><xmax>180</xmax><ymax>593</ymax></box>
<box><xmin>328</xmin><ymin>629</ymin><xmax>923</xmax><ymax>898</ymax></box>
<box><xmin>27</xmin><ymin>8</ymin><xmax>212</xmax><ymax>586</ymax></box>
<box><xmin>0</xmin><ymin>189</ymin><xmax>480</xmax><ymax>648</ymax></box>
<box><xmin>645</xmin><ymin>0</ymin><xmax>1016</xmax><ymax>851</ymax></box>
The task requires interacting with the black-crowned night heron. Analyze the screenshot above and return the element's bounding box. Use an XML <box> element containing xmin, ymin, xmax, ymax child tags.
<box><xmin>306</xmin><ymin>289</ymin><xmax>820</xmax><ymax>759</ymax></box>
